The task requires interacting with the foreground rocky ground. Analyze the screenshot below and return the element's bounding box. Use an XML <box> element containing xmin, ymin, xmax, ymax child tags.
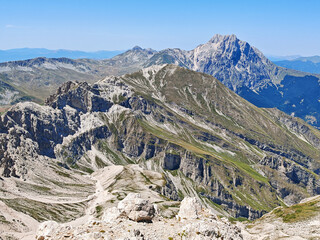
<box><xmin>36</xmin><ymin>196</ymin><xmax>243</xmax><ymax>240</ymax></box>
<box><xmin>1</xmin><ymin>164</ymin><xmax>318</xmax><ymax>240</ymax></box>
<box><xmin>35</xmin><ymin>194</ymin><xmax>320</xmax><ymax>240</ymax></box>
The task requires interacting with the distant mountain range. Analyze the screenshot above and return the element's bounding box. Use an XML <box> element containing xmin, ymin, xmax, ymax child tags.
<box><xmin>266</xmin><ymin>55</ymin><xmax>302</xmax><ymax>61</ymax></box>
<box><xmin>0</xmin><ymin>48</ymin><xmax>125</xmax><ymax>62</ymax></box>
<box><xmin>1</xmin><ymin>34</ymin><xmax>320</xmax><ymax>129</ymax></box>
<box><xmin>274</xmin><ymin>56</ymin><xmax>320</xmax><ymax>74</ymax></box>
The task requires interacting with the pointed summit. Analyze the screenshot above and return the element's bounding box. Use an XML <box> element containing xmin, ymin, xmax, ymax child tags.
<box><xmin>144</xmin><ymin>33</ymin><xmax>272</xmax><ymax>92</ymax></box>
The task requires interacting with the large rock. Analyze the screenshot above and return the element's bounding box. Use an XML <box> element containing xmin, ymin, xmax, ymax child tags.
<box><xmin>118</xmin><ymin>193</ymin><xmax>155</xmax><ymax>222</ymax></box>
<box><xmin>177</xmin><ymin>197</ymin><xmax>203</xmax><ymax>220</ymax></box>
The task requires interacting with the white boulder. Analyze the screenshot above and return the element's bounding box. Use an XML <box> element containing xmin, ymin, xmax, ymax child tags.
<box><xmin>178</xmin><ymin>197</ymin><xmax>203</xmax><ymax>220</ymax></box>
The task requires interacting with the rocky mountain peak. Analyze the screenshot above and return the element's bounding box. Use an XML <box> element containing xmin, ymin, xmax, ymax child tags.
<box><xmin>128</xmin><ymin>46</ymin><xmax>157</xmax><ymax>55</ymax></box>
<box><xmin>141</xmin><ymin>34</ymin><xmax>276</xmax><ymax>91</ymax></box>
<box><xmin>187</xmin><ymin>34</ymin><xmax>275</xmax><ymax>91</ymax></box>
<box><xmin>108</xmin><ymin>46</ymin><xmax>157</xmax><ymax>67</ymax></box>
<box><xmin>208</xmin><ymin>33</ymin><xmax>238</xmax><ymax>43</ymax></box>
<box><xmin>132</xmin><ymin>45</ymin><xmax>143</xmax><ymax>51</ymax></box>
<box><xmin>199</xmin><ymin>34</ymin><xmax>266</xmax><ymax>63</ymax></box>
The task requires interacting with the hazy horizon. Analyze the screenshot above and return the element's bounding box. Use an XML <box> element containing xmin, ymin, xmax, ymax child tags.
<box><xmin>0</xmin><ymin>47</ymin><xmax>316</xmax><ymax>60</ymax></box>
<box><xmin>1</xmin><ymin>0</ymin><xmax>320</xmax><ymax>56</ymax></box>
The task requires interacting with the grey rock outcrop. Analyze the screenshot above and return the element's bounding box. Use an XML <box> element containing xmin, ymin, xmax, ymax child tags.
<box><xmin>117</xmin><ymin>193</ymin><xmax>156</xmax><ymax>222</ymax></box>
<box><xmin>102</xmin><ymin>207</ymin><xmax>123</xmax><ymax>223</ymax></box>
<box><xmin>102</xmin><ymin>193</ymin><xmax>157</xmax><ymax>223</ymax></box>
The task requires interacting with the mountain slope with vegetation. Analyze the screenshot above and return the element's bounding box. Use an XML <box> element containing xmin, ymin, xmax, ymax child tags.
<box><xmin>0</xmin><ymin>47</ymin><xmax>155</xmax><ymax>110</ymax></box>
<box><xmin>0</xmin><ymin>65</ymin><xmax>320</xmax><ymax>239</ymax></box>
<box><xmin>2</xmin><ymin>34</ymin><xmax>320</xmax><ymax>129</ymax></box>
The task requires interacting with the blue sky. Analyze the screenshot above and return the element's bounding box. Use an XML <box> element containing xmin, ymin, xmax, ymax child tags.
<box><xmin>0</xmin><ymin>0</ymin><xmax>319</xmax><ymax>56</ymax></box>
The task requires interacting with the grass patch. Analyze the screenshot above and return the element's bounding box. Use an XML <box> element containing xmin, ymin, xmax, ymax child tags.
<box><xmin>95</xmin><ymin>205</ymin><xmax>104</xmax><ymax>217</ymax></box>
<box><xmin>15</xmin><ymin>181</ymin><xmax>51</xmax><ymax>193</ymax></box>
<box><xmin>177</xmin><ymin>189</ymin><xmax>184</xmax><ymax>199</ymax></box>
<box><xmin>71</xmin><ymin>163</ymin><xmax>94</xmax><ymax>174</ymax></box>
<box><xmin>54</xmin><ymin>170</ymin><xmax>71</xmax><ymax>178</ymax></box>
<box><xmin>0</xmin><ymin>215</ymin><xmax>10</xmax><ymax>224</ymax></box>
<box><xmin>99</xmin><ymin>141</ymin><xmax>125</xmax><ymax>165</ymax></box>
<box><xmin>273</xmin><ymin>199</ymin><xmax>320</xmax><ymax>223</ymax></box>
<box><xmin>95</xmin><ymin>156</ymin><xmax>108</xmax><ymax>168</ymax></box>
<box><xmin>1</xmin><ymin>198</ymin><xmax>88</xmax><ymax>223</ymax></box>
<box><xmin>228</xmin><ymin>216</ymin><xmax>251</xmax><ymax>223</ymax></box>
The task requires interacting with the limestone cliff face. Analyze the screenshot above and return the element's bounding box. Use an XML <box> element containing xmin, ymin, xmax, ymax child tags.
<box><xmin>0</xmin><ymin>65</ymin><xmax>320</xmax><ymax>221</ymax></box>
<box><xmin>260</xmin><ymin>155</ymin><xmax>320</xmax><ymax>205</ymax></box>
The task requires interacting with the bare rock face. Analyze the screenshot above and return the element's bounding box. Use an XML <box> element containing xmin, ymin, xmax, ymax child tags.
<box><xmin>117</xmin><ymin>193</ymin><xmax>156</xmax><ymax>222</ymax></box>
<box><xmin>177</xmin><ymin>197</ymin><xmax>203</xmax><ymax>220</ymax></box>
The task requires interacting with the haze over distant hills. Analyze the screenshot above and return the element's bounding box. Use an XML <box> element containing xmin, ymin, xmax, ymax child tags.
<box><xmin>0</xmin><ymin>48</ymin><xmax>125</xmax><ymax>63</ymax></box>
<box><xmin>266</xmin><ymin>55</ymin><xmax>302</xmax><ymax>61</ymax></box>
<box><xmin>274</xmin><ymin>56</ymin><xmax>320</xmax><ymax>74</ymax></box>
